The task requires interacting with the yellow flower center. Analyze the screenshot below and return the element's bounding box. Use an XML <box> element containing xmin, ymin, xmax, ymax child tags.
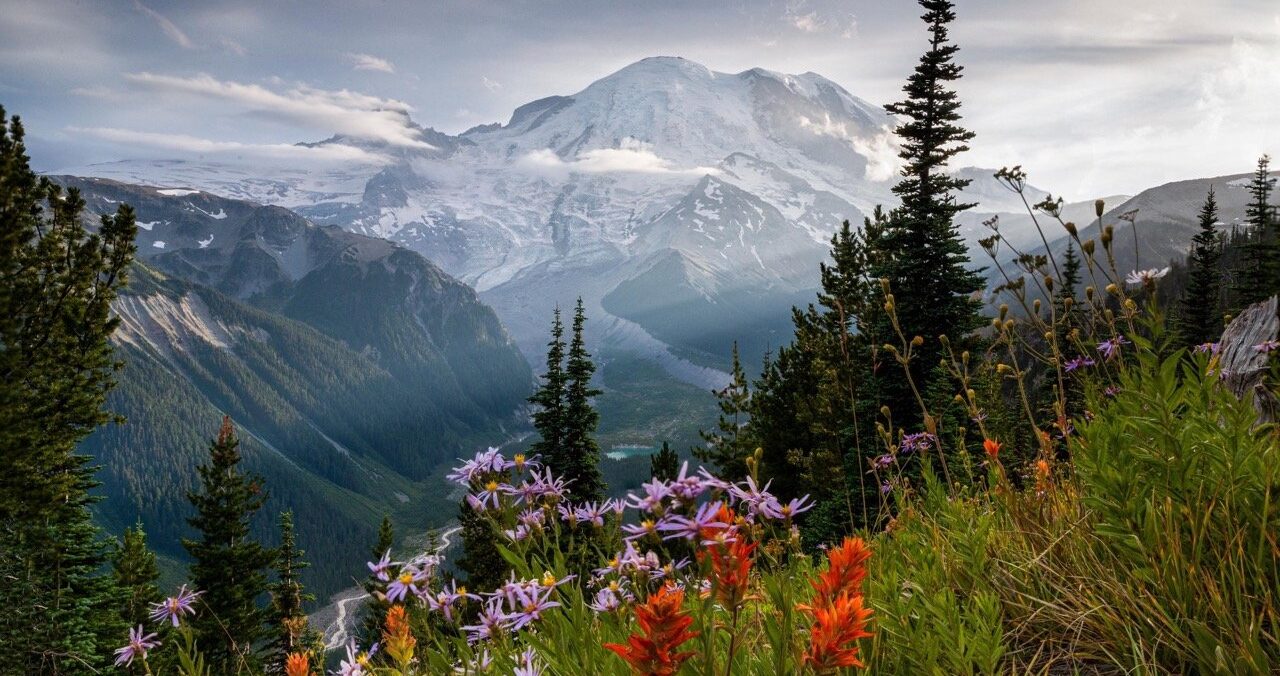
<box><xmin>485</xmin><ymin>480</ymin><xmax>499</xmax><ymax>492</ymax></box>
<box><xmin>399</xmin><ymin>572</ymin><xmax>414</xmax><ymax>585</ymax></box>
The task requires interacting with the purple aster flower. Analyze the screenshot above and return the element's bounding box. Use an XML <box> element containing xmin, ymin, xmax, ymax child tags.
<box><xmin>113</xmin><ymin>625</ymin><xmax>160</xmax><ymax>666</ymax></box>
<box><xmin>658</xmin><ymin>501</ymin><xmax>728</xmax><ymax>541</ymax></box>
<box><xmin>1104</xmin><ymin>385</ymin><xmax>1122</xmax><ymax>398</ymax></box>
<box><xmin>970</xmin><ymin>410</ymin><xmax>988</xmax><ymax>424</ymax></box>
<box><xmin>605</xmin><ymin>498</ymin><xmax>627</xmax><ymax>517</ymax></box>
<box><xmin>1194</xmin><ymin>342</ymin><xmax>1220</xmax><ymax>355</ymax></box>
<box><xmin>461</xmin><ymin>598</ymin><xmax>507</xmax><ymax>643</ymax></box>
<box><xmin>515</xmin><ymin>647</ymin><xmax>544</xmax><ymax>676</ymax></box>
<box><xmin>761</xmin><ymin>495</ymin><xmax>814</xmax><ymax>521</ymax></box>
<box><xmin>668</xmin><ymin>462</ymin><xmax>710</xmax><ymax>503</ymax></box>
<box><xmin>446</xmin><ymin>447</ymin><xmax>507</xmax><ymax>485</ymax></box>
<box><xmin>1256</xmin><ymin>340</ymin><xmax>1280</xmax><ymax>353</ymax></box>
<box><xmin>696</xmin><ymin>467</ymin><xmax>731</xmax><ymax>491</ymax></box>
<box><xmin>149</xmin><ymin>585</ymin><xmax>202</xmax><ymax>627</ymax></box>
<box><xmin>1097</xmin><ymin>335</ymin><xmax>1130</xmax><ymax>360</ymax></box>
<box><xmin>622</xmin><ymin>518</ymin><xmax>661</xmax><ymax>542</ymax></box>
<box><xmin>880</xmin><ymin>482</ymin><xmax>892</xmax><ymax>496</ymax></box>
<box><xmin>574</xmin><ymin>501</ymin><xmax>608</xmax><ymax>527</ymax></box>
<box><xmin>427</xmin><ymin>579</ymin><xmax>477</xmax><ymax>622</ymax></box>
<box><xmin>367</xmin><ymin>550</ymin><xmax>395</xmax><ymax>582</ymax></box>
<box><xmin>503</xmin><ymin>452</ymin><xmax>541</xmax><ymax>473</ymax></box>
<box><xmin>626</xmin><ymin>478</ymin><xmax>672</xmax><ymax>514</ymax></box>
<box><xmin>899</xmin><ymin>432</ymin><xmax>936</xmax><ymax>454</ymax></box>
<box><xmin>504</xmin><ymin>584</ymin><xmax>560</xmax><ymax>630</ymax></box>
<box><xmin>337</xmin><ymin>641</ymin><xmax>376</xmax><ymax>676</ymax></box>
<box><xmin>528</xmin><ymin>468</ymin><xmax>570</xmax><ymax>502</ymax></box>
<box><xmin>471</xmin><ymin>479</ymin><xmax>509</xmax><ymax>511</ymax></box>
<box><xmin>517</xmin><ymin>507</ymin><xmax>547</xmax><ymax>529</ymax></box>
<box><xmin>727</xmin><ymin>475</ymin><xmax>775</xmax><ymax>515</ymax></box>
<box><xmin>1064</xmin><ymin>356</ymin><xmax>1096</xmax><ymax>373</ymax></box>
<box><xmin>872</xmin><ymin>453</ymin><xmax>894</xmax><ymax>469</ymax></box>
<box><xmin>503</xmin><ymin>524</ymin><xmax>531</xmax><ymax>542</ymax></box>
<box><xmin>588</xmin><ymin>586</ymin><xmax>625</xmax><ymax>613</ymax></box>
<box><xmin>386</xmin><ymin>566</ymin><xmax>427</xmax><ymax>603</ymax></box>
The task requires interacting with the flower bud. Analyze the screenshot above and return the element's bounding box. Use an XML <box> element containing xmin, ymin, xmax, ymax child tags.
<box><xmin>1095</xmin><ymin>199</ymin><xmax>1105</xmax><ymax>218</ymax></box>
<box><xmin>1081</xmin><ymin>239</ymin><xmax>1096</xmax><ymax>256</ymax></box>
<box><xmin>880</xmin><ymin>406</ymin><xmax>891</xmax><ymax>420</ymax></box>
<box><xmin>879</xmin><ymin>278</ymin><xmax>891</xmax><ymax>294</ymax></box>
<box><xmin>1064</xmin><ymin>221</ymin><xmax>1078</xmax><ymax>237</ymax></box>
<box><xmin>912</xmin><ymin>335</ymin><xmax>924</xmax><ymax>347</ymax></box>
<box><xmin>1044</xmin><ymin>276</ymin><xmax>1054</xmax><ymax>291</ymax></box>
<box><xmin>961</xmin><ymin>351</ymin><xmax>970</xmax><ymax>365</ymax></box>
<box><xmin>1004</xmin><ymin>319</ymin><xmax>1015</xmax><ymax>332</ymax></box>
<box><xmin>966</xmin><ymin>388</ymin><xmax>976</xmax><ymax>402</ymax></box>
<box><xmin>1105</xmin><ymin>283</ymin><xmax>1118</xmax><ymax>295</ymax></box>
<box><xmin>999</xmin><ymin>304</ymin><xmax>1009</xmax><ymax>321</ymax></box>
<box><xmin>1033</xmin><ymin>299</ymin><xmax>1041</xmax><ymax>313</ymax></box>
<box><xmin>1085</xmin><ymin>286</ymin><xmax>1095</xmax><ymax>300</ymax></box>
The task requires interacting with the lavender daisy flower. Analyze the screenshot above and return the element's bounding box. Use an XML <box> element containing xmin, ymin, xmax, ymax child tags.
<box><xmin>427</xmin><ymin>580</ymin><xmax>477</xmax><ymax>622</ymax></box>
<box><xmin>899</xmin><ymin>432</ymin><xmax>936</xmax><ymax>454</ymax></box>
<box><xmin>626</xmin><ymin>478</ymin><xmax>671</xmax><ymax>514</ymax></box>
<box><xmin>588</xmin><ymin>587</ymin><xmax>624</xmax><ymax>613</ymax></box>
<box><xmin>386</xmin><ymin>566</ymin><xmax>427</xmax><ymax>603</ymax></box>
<box><xmin>727</xmin><ymin>475</ymin><xmax>775</xmax><ymax>515</ymax></box>
<box><xmin>880</xmin><ymin>482</ymin><xmax>892</xmax><ymax>496</ymax></box>
<box><xmin>1194</xmin><ymin>342</ymin><xmax>1220</xmax><ymax>354</ymax></box>
<box><xmin>461</xmin><ymin>598</ymin><xmax>507</xmax><ymax>643</ymax></box>
<box><xmin>367</xmin><ymin>550</ymin><xmax>395</xmax><ymax>582</ymax></box>
<box><xmin>1125</xmin><ymin>267</ymin><xmax>1169</xmax><ymax>287</ymax></box>
<box><xmin>574</xmin><ymin>501</ymin><xmax>608</xmax><ymax>527</ymax></box>
<box><xmin>503</xmin><ymin>524</ymin><xmax>531</xmax><ymax>542</ymax></box>
<box><xmin>1063</xmin><ymin>356</ymin><xmax>1096</xmax><ymax>372</ymax></box>
<box><xmin>696</xmin><ymin>467</ymin><xmax>731</xmax><ymax>491</ymax></box>
<box><xmin>658</xmin><ymin>501</ymin><xmax>727</xmax><ymax>541</ymax></box>
<box><xmin>503</xmin><ymin>452</ymin><xmax>541</xmax><ymax>473</ymax></box>
<box><xmin>515</xmin><ymin>647</ymin><xmax>544</xmax><ymax>676</ymax></box>
<box><xmin>761</xmin><ymin>495</ymin><xmax>814</xmax><ymax>521</ymax></box>
<box><xmin>337</xmin><ymin>642</ymin><xmax>376</xmax><ymax>676</ymax></box>
<box><xmin>504</xmin><ymin>584</ymin><xmax>560</xmax><ymax>630</ymax></box>
<box><xmin>113</xmin><ymin>625</ymin><xmax>160</xmax><ymax>666</ymax></box>
<box><xmin>149</xmin><ymin>585</ymin><xmax>202</xmax><ymax>627</ymax></box>
<box><xmin>1255</xmin><ymin>340</ymin><xmax>1280</xmax><ymax>353</ymax></box>
<box><xmin>1097</xmin><ymin>335</ymin><xmax>1130</xmax><ymax>360</ymax></box>
<box><xmin>622</xmin><ymin>518</ymin><xmax>660</xmax><ymax>542</ymax></box>
<box><xmin>472</xmin><ymin>479</ymin><xmax>507</xmax><ymax>511</ymax></box>
<box><xmin>872</xmin><ymin>453</ymin><xmax>894</xmax><ymax>469</ymax></box>
<box><xmin>1104</xmin><ymin>385</ymin><xmax>1122</xmax><ymax>398</ymax></box>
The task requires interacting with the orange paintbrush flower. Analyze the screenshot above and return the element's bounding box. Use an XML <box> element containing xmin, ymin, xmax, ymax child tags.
<box><xmin>382</xmin><ymin>604</ymin><xmax>417</xmax><ymax>667</ymax></box>
<box><xmin>800</xmin><ymin>537</ymin><xmax>874</xmax><ymax>673</ymax></box>
<box><xmin>604</xmin><ymin>583</ymin><xmax>700</xmax><ymax>676</ymax></box>
<box><xmin>802</xmin><ymin>592</ymin><xmax>874</xmax><ymax>672</ymax></box>
<box><xmin>808</xmin><ymin>537</ymin><xmax>871</xmax><ymax>601</ymax></box>
<box><xmin>284</xmin><ymin>652</ymin><xmax>310</xmax><ymax>676</ymax></box>
<box><xmin>983</xmin><ymin>438</ymin><xmax>1001</xmax><ymax>460</ymax></box>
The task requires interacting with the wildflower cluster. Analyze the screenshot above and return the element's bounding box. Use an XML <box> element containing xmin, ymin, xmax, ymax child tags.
<box><xmin>113</xmin><ymin>585</ymin><xmax>203</xmax><ymax>668</ymax></box>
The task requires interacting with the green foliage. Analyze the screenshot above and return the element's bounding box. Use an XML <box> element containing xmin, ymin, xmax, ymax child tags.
<box><xmin>650</xmin><ymin>441</ymin><xmax>679</xmax><ymax>481</ymax></box>
<box><xmin>0</xmin><ymin>106</ymin><xmax>136</xmax><ymax>673</ymax></box>
<box><xmin>1233</xmin><ymin>155</ymin><xmax>1278</xmax><ymax>309</ymax></box>
<box><xmin>183</xmin><ymin>417</ymin><xmax>275</xmax><ymax>673</ymax></box>
<box><xmin>113</xmin><ymin>522</ymin><xmax>162</xmax><ymax>628</ymax></box>
<box><xmin>562</xmin><ymin>298</ymin><xmax>606</xmax><ymax>503</ymax></box>
<box><xmin>529</xmin><ymin>307</ymin><xmax>568</xmax><ymax>475</ymax></box>
<box><xmin>695</xmin><ymin>342</ymin><xmax>755</xmax><ymax>479</ymax></box>
<box><xmin>265</xmin><ymin>510</ymin><xmax>320</xmax><ymax>673</ymax></box>
<box><xmin>1176</xmin><ymin>187</ymin><xmax>1225</xmax><ymax>346</ymax></box>
<box><xmin>359</xmin><ymin>515</ymin><xmax>396</xmax><ymax>647</ymax></box>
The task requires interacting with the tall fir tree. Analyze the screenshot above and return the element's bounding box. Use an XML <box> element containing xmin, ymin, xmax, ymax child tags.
<box><xmin>695</xmin><ymin>342</ymin><xmax>755</xmax><ymax>479</ymax></box>
<box><xmin>650</xmin><ymin>441</ymin><xmax>679</xmax><ymax>482</ymax></box>
<box><xmin>871</xmin><ymin>0</ymin><xmax>984</xmax><ymax>429</ymax></box>
<box><xmin>1054</xmin><ymin>242</ymin><xmax>1083</xmax><ymax>346</ymax></box>
<box><xmin>0</xmin><ymin>107</ymin><xmax>136</xmax><ymax>673</ymax></box>
<box><xmin>457</xmin><ymin>497</ymin><xmax>508</xmax><ymax>592</ymax></box>
<box><xmin>265</xmin><ymin>511</ymin><xmax>320</xmax><ymax>673</ymax></box>
<box><xmin>1178</xmin><ymin>187</ymin><xmax>1226</xmax><ymax>346</ymax></box>
<box><xmin>528</xmin><ymin>308</ymin><xmax>568</xmax><ymax>473</ymax></box>
<box><xmin>359</xmin><ymin>516</ymin><xmax>396</xmax><ymax>646</ymax></box>
<box><xmin>112</xmin><ymin>522</ymin><xmax>161</xmax><ymax>628</ymax></box>
<box><xmin>183</xmin><ymin>417</ymin><xmax>275</xmax><ymax>673</ymax></box>
<box><xmin>560</xmin><ymin>298</ymin><xmax>606</xmax><ymax>503</ymax></box>
<box><xmin>1234</xmin><ymin>156</ymin><xmax>1278</xmax><ymax>308</ymax></box>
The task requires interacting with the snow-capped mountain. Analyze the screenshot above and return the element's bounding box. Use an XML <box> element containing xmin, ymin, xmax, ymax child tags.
<box><xmin>68</xmin><ymin>56</ymin><xmax>1040</xmax><ymax>382</ymax></box>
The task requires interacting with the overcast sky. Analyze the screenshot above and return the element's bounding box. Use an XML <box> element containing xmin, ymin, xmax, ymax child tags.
<box><xmin>1</xmin><ymin>0</ymin><xmax>1276</xmax><ymax>199</ymax></box>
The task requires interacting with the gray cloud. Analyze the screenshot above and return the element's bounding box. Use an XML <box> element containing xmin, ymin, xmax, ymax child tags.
<box><xmin>347</xmin><ymin>53</ymin><xmax>395</xmax><ymax>73</ymax></box>
<box><xmin>133</xmin><ymin>1</ymin><xmax>194</xmax><ymax>49</ymax></box>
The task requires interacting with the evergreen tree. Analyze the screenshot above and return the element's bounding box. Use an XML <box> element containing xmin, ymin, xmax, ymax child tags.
<box><xmin>359</xmin><ymin>516</ymin><xmax>396</xmax><ymax>646</ymax></box>
<box><xmin>528</xmin><ymin>308</ymin><xmax>568</xmax><ymax>473</ymax></box>
<box><xmin>184</xmin><ymin>416</ymin><xmax>275</xmax><ymax>673</ymax></box>
<box><xmin>871</xmin><ymin>0</ymin><xmax>984</xmax><ymax>428</ymax></box>
<box><xmin>1178</xmin><ymin>187</ymin><xmax>1226</xmax><ymax>346</ymax></box>
<box><xmin>0</xmin><ymin>107</ymin><xmax>136</xmax><ymax>672</ymax></box>
<box><xmin>695</xmin><ymin>343</ymin><xmax>755</xmax><ymax>479</ymax></box>
<box><xmin>112</xmin><ymin>522</ymin><xmax>161</xmax><ymax>628</ymax></box>
<box><xmin>650</xmin><ymin>441</ymin><xmax>679</xmax><ymax>482</ymax></box>
<box><xmin>561</xmin><ymin>298</ymin><xmax>606</xmax><ymax>503</ymax></box>
<box><xmin>1054</xmin><ymin>242</ymin><xmax>1082</xmax><ymax>347</ymax></box>
<box><xmin>266</xmin><ymin>511</ymin><xmax>320</xmax><ymax>673</ymax></box>
<box><xmin>457</xmin><ymin>499</ymin><xmax>508</xmax><ymax>591</ymax></box>
<box><xmin>1234</xmin><ymin>156</ymin><xmax>1278</xmax><ymax>308</ymax></box>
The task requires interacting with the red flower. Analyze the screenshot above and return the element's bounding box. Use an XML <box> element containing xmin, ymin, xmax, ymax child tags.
<box><xmin>604</xmin><ymin>583</ymin><xmax>699</xmax><ymax>676</ymax></box>
<box><xmin>983</xmin><ymin>438</ymin><xmax>1001</xmax><ymax>460</ymax></box>
<box><xmin>284</xmin><ymin>652</ymin><xmax>310</xmax><ymax>676</ymax></box>
<box><xmin>696</xmin><ymin>505</ymin><xmax>756</xmax><ymax>610</ymax></box>
<box><xmin>808</xmin><ymin>537</ymin><xmax>871</xmax><ymax>601</ymax></box>
<box><xmin>802</xmin><ymin>593</ymin><xmax>874</xmax><ymax>672</ymax></box>
<box><xmin>799</xmin><ymin>537</ymin><xmax>874</xmax><ymax>673</ymax></box>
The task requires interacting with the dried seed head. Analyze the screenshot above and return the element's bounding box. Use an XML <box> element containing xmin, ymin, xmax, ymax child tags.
<box><xmin>1105</xmin><ymin>283</ymin><xmax>1118</xmax><ymax>295</ymax></box>
<box><xmin>1064</xmin><ymin>221</ymin><xmax>1078</xmax><ymax>237</ymax></box>
<box><xmin>1085</xmin><ymin>286</ymin><xmax>1095</xmax><ymax>300</ymax></box>
<box><xmin>1081</xmin><ymin>239</ymin><xmax>1096</xmax><ymax>256</ymax></box>
<box><xmin>911</xmin><ymin>335</ymin><xmax>924</xmax><ymax>347</ymax></box>
<box><xmin>1033</xmin><ymin>299</ymin><xmax>1042</xmax><ymax>313</ymax></box>
<box><xmin>1095</xmin><ymin>199</ymin><xmax>1105</xmax><ymax>217</ymax></box>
